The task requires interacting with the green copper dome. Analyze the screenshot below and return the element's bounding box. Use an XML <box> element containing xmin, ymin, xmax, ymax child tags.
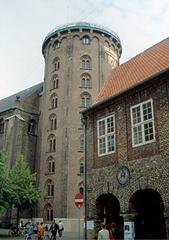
<box><xmin>42</xmin><ymin>22</ymin><xmax>122</xmax><ymax>54</ymax></box>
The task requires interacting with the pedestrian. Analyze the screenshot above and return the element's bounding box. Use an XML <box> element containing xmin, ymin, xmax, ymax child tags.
<box><xmin>98</xmin><ymin>223</ymin><xmax>109</xmax><ymax>240</ymax></box>
<box><xmin>44</xmin><ymin>225</ymin><xmax>50</xmax><ymax>240</ymax></box>
<box><xmin>50</xmin><ymin>220</ymin><xmax>59</xmax><ymax>240</ymax></box>
<box><xmin>26</xmin><ymin>222</ymin><xmax>34</xmax><ymax>240</ymax></box>
<box><xmin>37</xmin><ymin>222</ymin><xmax>45</xmax><ymax>240</ymax></box>
<box><xmin>110</xmin><ymin>222</ymin><xmax>118</xmax><ymax>240</ymax></box>
<box><xmin>58</xmin><ymin>220</ymin><xmax>64</xmax><ymax>238</ymax></box>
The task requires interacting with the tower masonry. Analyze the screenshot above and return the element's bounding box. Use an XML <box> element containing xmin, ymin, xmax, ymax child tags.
<box><xmin>38</xmin><ymin>22</ymin><xmax>122</xmax><ymax>219</ymax></box>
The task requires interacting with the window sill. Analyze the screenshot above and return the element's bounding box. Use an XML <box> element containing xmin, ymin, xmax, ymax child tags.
<box><xmin>79</xmin><ymin>86</ymin><xmax>92</xmax><ymax>89</ymax></box>
<box><xmin>132</xmin><ymin>139</ymin><xmax>156</xmax><ymax>148</ymax></box>
<box><xmin>45</xmin><ymin>172</ymin><xmax>55</xmax><ymax>176</ymax></box>
<box><xmin>80</xmin><ymin>67</ymin><xmax>92</xmax><ymax>70</ymax></box>
<box><xmin>44</xmin><ymin>196</ymin><xmax>54</xmax><ymax>199</ymax></box>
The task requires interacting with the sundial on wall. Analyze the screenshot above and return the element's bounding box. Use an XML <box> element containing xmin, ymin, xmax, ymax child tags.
<box><xmin>117</xmin><ymin>166</ymin><xmax>130</xmax><ymax>185</ymax></box>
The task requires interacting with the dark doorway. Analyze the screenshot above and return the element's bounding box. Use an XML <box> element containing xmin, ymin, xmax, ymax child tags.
<box><xmin>95</xmin><ymin>193</ymin><xmax>123</xmax><ymax>229</ymax></box>
<box><xmin>129</xmin><ymin>189</ymin><xmax>166</xmax><ymax>239</ymax></box>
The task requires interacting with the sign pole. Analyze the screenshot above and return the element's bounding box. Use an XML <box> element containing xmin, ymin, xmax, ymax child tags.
<box><xmin>78</xmin><ymin>206</ymin><xmax>80</xmax><ymax>240</ymax></box>
<box><xmin>74</xmin><ymin>193</ymin><xmax>84</xmax><ymax>240</ymax></box>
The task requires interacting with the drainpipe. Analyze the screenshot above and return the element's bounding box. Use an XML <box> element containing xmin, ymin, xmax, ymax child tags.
<box><xmin>83</xmin><ymin>115</ymin><xmax>87</xmax><ymax>240</ymax></box>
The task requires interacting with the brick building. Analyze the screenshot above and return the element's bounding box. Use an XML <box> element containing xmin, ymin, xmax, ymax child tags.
<box><xmin>0</xmin><ymin>22</ymin><xmax>122</xmax><ymax>222</ymax></box>
<box><xmin>83</xmin><ymin>38</ymin><xmax>169</xmax><ymax>239</ymax></box>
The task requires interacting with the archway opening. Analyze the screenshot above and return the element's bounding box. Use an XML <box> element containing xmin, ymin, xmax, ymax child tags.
<box><xmin>129</xmin><ymin>188</ymin><xmax>166</xmax><ymax>239</ymax></box>
<box><xmin>95</xmin><ymin>193</ymin><xmax>123</xmax><ymax>229</ymax></box>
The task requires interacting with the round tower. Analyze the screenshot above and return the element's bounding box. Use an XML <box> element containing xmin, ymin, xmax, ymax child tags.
<box><xmin>39</xmin><ymin>22</ymin><xmax>122</xmax><ymax>219</ymax></box>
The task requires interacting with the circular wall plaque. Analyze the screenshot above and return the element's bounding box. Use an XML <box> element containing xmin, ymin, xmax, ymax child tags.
<box><xmin>117</xmin><ymin>166</ymin><xmax>130</xmax><ymax>185</ymax></box>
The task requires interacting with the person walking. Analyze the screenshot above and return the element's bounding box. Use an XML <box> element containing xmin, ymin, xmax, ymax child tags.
<box><xmin>50</xmin><ymin>220</ymin><xmax>59</xmax><ymax>240</ymax></box>
<box><xmin>37</xmin><ymin>222</ymin><xmax>45</xmax><ymax>240</ymax></box>
<box><xmin>58</xmin><ymin>220</ymin><xmax>64</xmax><ymax>238</ymax></box>
<box><xmin>98</xmin><ymin>223</ymin><xmax>109</xmax><ymax>240</ymax></box>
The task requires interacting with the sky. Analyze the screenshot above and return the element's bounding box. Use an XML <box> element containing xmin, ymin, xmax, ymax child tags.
<box><xmin>0</xmin><ymin>0</ymin><xmax>168</xmax><ymax>100</ymax></box>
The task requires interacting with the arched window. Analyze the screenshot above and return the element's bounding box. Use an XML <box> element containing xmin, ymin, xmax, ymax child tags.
<box><xmin>80</xmin><ymin>113</ymin><xmax>84</xmax><ymax>128</ymax></box>
<box><xmin>51</xmin><ymin>74</ymin><xmax>59</xmax><ymax>89</ymax></box>
<box><xmin>46</xmin><ymin>179</ymin><xmax>54</xmax><ymax>197</ymax></box>
<box><xmin>80</xmin><ymin>92</ymin><xmax>91</xmax><ymax>108</ymax></box>
<box><xmin>80</xmin><ymin>163</ymin><xmax>84</xmax><ymax>174</ymax></box>
<box><xmin>48</xmin><ymin>134</ymin><xmax>56</xmax><ymax>152</ymax></box>
<box><xmin>82</xmin><ymin>35</ymin><xmax>90</xmax><ymax>44</ymax></box>
<box><xmin>0</xmin><ymin>118</ymin><xmax>4</xmax><ymax>134</ymax></box>
<box><xmin>81</xmin><ymin>73</ymin><xmax>91</xmax><ymax>88</ymax></box>
<box><xmin>50</xmin><ymin>94</ymin><xmax>58</xmax><ymax>109</ymax></box>
<box><xmin>28</xmin><ymin>119</ymin><xmax>36</xmax><ymax>135</ymax></box>
<box><xmin>81</xmin><ymin>55</ymin><xmax>91</xmax><ymax>69</ymax></box>
<box><xmin>45</xmin><ymin>204</ymin><xmax>53</xmax><ymax>221</ymax></box>
<box><xmin>47</xmin><ymin>156</ymin><xmax>55</xmax><ymax>173</ymax></box>
<box><xmin>53</xmin><ymin>40</ymin><xmax>60</xmax><ymax>49</ymax></box>
<box><xmin>53</xmin><ymin>57</ymin><xmax>60</xmax><ymax>71</ymax></box>
<box><xmin>80</xmin><ymin>135</ymin><xmax>84</xmax><ymax>152</ymax></box>
<box><xmin>49</xmin><ymin>114</ymin><xmax>57</xmax><ymax>130</ymax></box>
<box><xmin>80</xmin><ymin>187</ymin><xmax>84</xmax><ymax>195</ymax></box>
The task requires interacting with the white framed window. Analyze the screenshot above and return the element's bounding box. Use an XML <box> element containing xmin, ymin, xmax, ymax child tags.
<box><xmin>130</xmin><ymin>99</ymin><xmax>155</xmax><ymax>147</ymax></box>
<box><xmin>97</xmin><ymin>114</ymin><xmax>115</xmax><ymax>156</ymax></box>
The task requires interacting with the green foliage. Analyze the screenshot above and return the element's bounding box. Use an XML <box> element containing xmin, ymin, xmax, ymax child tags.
<box><xmin>0</xmin><ymin>152</ymin><xmax>13</xmax><ymax>212</ymax></box>
<box><xmin>0</xmin><ymin>152</ymin><xmax>42</xmax><ymax>213</ymax></box>
<box><xmin>9</xmin><ymin>155</ymin><xmax>42</xmax><ymax>209</ymax></box>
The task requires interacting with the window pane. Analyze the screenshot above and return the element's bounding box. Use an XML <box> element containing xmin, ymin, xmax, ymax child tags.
<box><xmin>143</xmin><ymin>101</ymin><xmax>152</xmax><ymax>121</ymax></box>
<box><xmin>99</xmin><ymin>120</ymin><xmax>105</xmax><ymax>136</ymax></box>
<box><xmin>144</xmin><ymin>122</ymin><xmax>154</xmax><ymax>141</ymax></box>
<box><xmin>107</xmin><ymin>116</ymin><xmax>114</xmax><ymax>133</ymax></box>
<box><xmin>132</xmin><ymin>106</ymin><xmax>141</xmax><ymax>124</ymax></box>
<box><xmin>99</xmin><ymin>138</ymin><xmax>106</xmax><ymax>155</ymax></box>
<box><xmin>107</xmin><ymin>135</ymin><xmax>115</xmax><ymax>152</ymax></box>
<box><xmin>133</xmin><ymin>125</ymin><xmax>143</xmax><ymax>145</ymax></box>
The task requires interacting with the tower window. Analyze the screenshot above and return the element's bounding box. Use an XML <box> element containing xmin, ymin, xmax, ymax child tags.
<box><xmin>80</xmin><ymin>163</ymin><xmax>84</xmax><ymax>174</ymax></box>
<box><xmin>80</xmin><ymin>93</ymin><xmax>91</xmax><ymax>108</ymax></box>
<box><xmin>46</xmin><ymin>180</ymin><xmax>54</xmax><ymax>197</ymax></box>
<box><xmin>52</xmin><ymin>75</ymin><xmax>59</xmax><ymax>89</ymax></box>
<box><xmin>53</xmin><ymin>57</ymin><xmax>60</xmax><ymax>71</ymax></box>
<box><xmin>53</xmin><ymin>40</ymin><xmax>60</xmax><ymax>49</ymax></box>
<box><xmin>81</xmin><ymin>55</ymin><xmax>91</xmax><ymax>69</ymax></box>
<box><xmin>81</xmin><ymin>74</ymin><xmax>91</xmax><ymax>88</ymax></box>
<box><xmin>48</xmin><ymin>135</ymin><xmax>56</xmax><ymax>152</ymax></box>
<box><xmin>0</xmin><ymin>118</ymin><xmax>4</xmax><ymax>134</ymax></box>
<box><xmin>82</xmin><ymin>36</ymin><xmax>90</xmax><ymax>44</ymax></box>
<box><xmin>50</xmin><ymin>94</ymin><xmax>58</xmax><ymax>109</ymax></box>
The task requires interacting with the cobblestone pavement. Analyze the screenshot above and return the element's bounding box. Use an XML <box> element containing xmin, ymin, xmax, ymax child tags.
<box><xmin>0</xmin><ymin>229</ymin><xmax>85</xmax><ymax>240</ymax></box>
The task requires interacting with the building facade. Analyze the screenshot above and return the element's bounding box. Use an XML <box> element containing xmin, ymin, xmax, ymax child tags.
<box><xmin>0</xmin><ymin>83</ymin><xmax>43</xmax><ymax>222</ymax></box>
<box><xmin>38</xmin><ymin>22</ymin><xmax>122</xmax><ymax>220</ymax></box>
<box><xmin>0</xmin><ymin>22</ymin><xmax>122</xmax><ymax>221</ymax></box>
<box><xmin>83</xmin><ymin>38</ymin><xmax>169</xmax><ymax>239</ymax></box>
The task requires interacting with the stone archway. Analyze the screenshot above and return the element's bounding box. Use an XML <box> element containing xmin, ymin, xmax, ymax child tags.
<box><xmin>95</xmin><ymin>193</ymin><xmax>123</xmax><ymax>229</ymax></box>
<box><xmin>129</xmin><ymin>188</ymin><xmax>166</xmax><ymax>239</ymax></box>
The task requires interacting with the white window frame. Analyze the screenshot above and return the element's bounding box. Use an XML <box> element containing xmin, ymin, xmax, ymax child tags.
<box><xmin>130</xmin><ymin>99</ymin><xmax>155</xmax><ymax>147</ymax></box>
<box><xmin>97</xmin><ymin>114</ymin><xmax>115</xmax><ymax>156</ymax></box>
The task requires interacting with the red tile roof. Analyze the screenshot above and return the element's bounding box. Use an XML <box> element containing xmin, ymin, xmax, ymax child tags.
<box><xmin>93</xmin><ymin>38</ymin><xmax>169</xmax><ymax>105</ymax></box>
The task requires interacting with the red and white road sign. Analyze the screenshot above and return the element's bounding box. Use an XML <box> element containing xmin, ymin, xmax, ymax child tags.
<box><xmin>74</xmin><ymin>193</ymin><xmax>84</xmax><ymax>208</ymax></box>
